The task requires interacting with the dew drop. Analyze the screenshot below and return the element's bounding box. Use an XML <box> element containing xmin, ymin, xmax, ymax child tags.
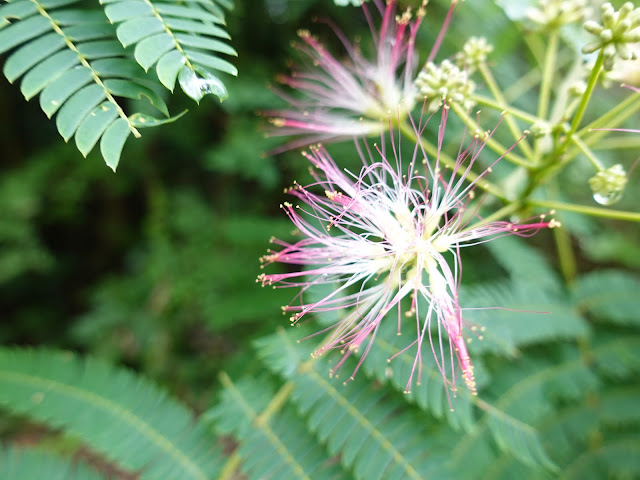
<box><xmin>593</xmin><ymin>191</ymin><xmax>623</xmax><ymax>206</ymax></box>
<box><xmin>178</xmin><ymin>67</ymin><xmax>228</xmax><ymax>103</ymax></box>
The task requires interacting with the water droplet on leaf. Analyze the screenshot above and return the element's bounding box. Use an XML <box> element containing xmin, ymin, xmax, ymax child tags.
<box><xmin>178</xmin><ymin>67</ymin><xmax>228</xmax><ymax>103</ymax></box>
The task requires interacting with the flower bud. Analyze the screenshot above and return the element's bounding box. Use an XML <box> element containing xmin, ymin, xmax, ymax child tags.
<box><xmin>415</xmin><ymin>60</ymin><xmax>475</xmax><ymax>112</ymax></box>
<box><xmin>588</xmin><ymin>163</ymin><xmax>628</xmax><ymax>205</ymax></box>
<box><xmin>528</xmin><ymin>0</ymin><xmax>590</xmax><ymax>31</ymax></box>
<box><xmin>581</xmin><ymin>2</ymin><xmax>640</xmax><ymax>71</ymax></box>
<box><xmin>455</xmin><ymin>37</ymin><xmax>493</xmax><ymax>72</ymax></box>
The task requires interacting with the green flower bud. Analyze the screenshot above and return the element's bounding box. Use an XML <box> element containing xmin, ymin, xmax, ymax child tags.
<box><xmin>582</xmin><ymin>2</ymin><xmax>640</xmax><ymax>71</ymax></box>
<box><xmin>455</xmin><ymin>37</ymin><xmax>493</xmax><ymax>72</ymax></box>
<box><xmin>528</xmin><ymin>0</ymin><xmax>590</xmax><ymax>31</ymax></box>
<box><xmin>530</xmin><ymin>121</ymin><xmax>552</xmax><ymax>138</ymax></box>
<box><xmin>588</xmin><ymin>164</ymin><xmax>628</xmax><ymax>205</ymax></box>
<box><xmin>415</xmin><ymin>60</ymin><xmax>475</xmax><ymax>112</ymax></box>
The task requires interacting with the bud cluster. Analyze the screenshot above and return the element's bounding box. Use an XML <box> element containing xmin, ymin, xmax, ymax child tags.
<box><xmin>528</xmin><ymin>0</ymin><xmax>590</xmax><ymax>30</ymax></box>
<box><xmin>415</xmin><ymin>60</ymin><xmax>475</xmax><ymax>112</ymax></box>
<box><xmin>455</xmin><ymin>37</ymin><xmax>493</xmax><ymax>72</ymax></box>
<box><xmin>588</xmin><ymin>164</ymin><xmax>628</xmax><ymax>205</ymax></box>
<box><xmin>583</xmin><ymin>2</ymin><xmax>640</xmax><ymax>71</ymax></box>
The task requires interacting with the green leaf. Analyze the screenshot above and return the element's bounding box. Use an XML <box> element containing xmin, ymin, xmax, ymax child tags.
<box><xmin>3</xmin><ymin>32</ymin><xmax>64</xmax><ymax>83</ymax></box>
<box><xmin>1</xmin><ymin>447</ymin><xmax>106</xmax><ymax>480</ymax></box>
<box><xmin>361</xmin><ymin>319</ymin><xmax>477</xmax><ymax>432</ymax></box>
<box><xmin>76</xmin><ymin>39</ymin><xmax>127</xmax><ymax>59</ymax></box>
<box><xmin>291</xmin><ymin>363</ymin><xmax>444</xmax><ymax>480</ymax></box>
<box><xmin>65</xmin><ymin>23</ymin><xmax>115</xmax><ymax>41</ymax></box>
<box><xmin>461</xmin><ymin>281</ymin><xmax>589</xmax><ymax>356</ymax></box>
<box><xmin>2</xmin><ymin>0</ymin><xmax>231</xmax><ymax>166</ymax></box>
<box><xmin>156</xmin><ymin>50</ymin><xmax>185</xmax><ymax>91</ymax></box>
<box><xmin>129</xmin><ymin>109</ymin><xmax>188</xmax><ymax>128</ymax></box>
<box><xmin>182</xmin><ymin>48</ymin><xmax>237</xmax><ymax>76</ymax></box>
<box><xmin>20</xmin><ymin>49</ymin><xmax>78</xmax><ymax>100</ymax></box>
<box><xmin>40</xmin><ymin>0</ymin><xmax>80</xmax><ymax>8</ymax></box>
<box><xmin>49</xmin><ymin>9</ymin><xmax>108</xmax><ymax>25</ymax></box>
<box><xmin>573</xmin><ymin>270</ymin><xmax>640</xmax><ymax>326</ymax></box>
<box><xmin>134</xmin><ymin>32</ymin><xmax>175</xmax><ymax>71</ymax></box>
<box><xmin>0</xmin><ymin>1</ymin><xmax>38</xmax><ymax>27</ymax></box>
<box><xmin>103</xmin><ymin>0</ymin><xmax>153</xmax><ymax>22</ymax></box>
<box><xmin>450</xmin><ymin>338</ymin><xmax>639</xmax><ymax>477</ymax></box>
<box><xmin>485</xmin><ymin>236</ymin><xmax>561</xmax><ymax>291</ymax></box>
<box><xmin>115</xmin><ymin>16</ymin><xmax>164</xmax><ymax>46</ymax></box>
<box><xmin>183</xmin><ymin>0</ymin><xmax>227</xmax><ymax>20</ymax></box>
<box><xmin>563</xmin><ymin>440</ymin><xmax>640</xmax><ymax>480</ymax></box>
<box><xmin>104</xmin><ymin>0</ymin><xmax>236</xmax><ymax>101</ymax></box>
<box><xmin>255</xmin><ymin>328</ymin><xmax>450</xmax><ymax>480</ymax></box>
<box><xmin>39</xmin><ymin>66</ymin><xmax>93</xmax><ymax>117</ymax></box>
<box><xmin>175</xmin><ymin>32</ymin><xmax>237</xmax><ymax>56</ymax></box>
<box><xmin>207</xmin><ymin>374</ymin><xmax>348</xmax><ymax>480</ymax></box>
<box><xmin>164</xmin><ymin>16</ymin><xmax>229</xmax><ymax>38</ymax></box>
<box><xmin>104</xmin><ymin>78</ymin><xmax>169</xmax><ymax>116</ymax></box>
<box><xmin>0</xmin><ymin>15</ymin><xmax>50</xmax><ymax>55</ymax></box>
<box><xmin>91</xmin><ymin>57</ymin><xmax>149</xmax><ymax>81</ymax></box>
<box><xmin>101</xmin><ymin>118</ymin><xmax>132</xmax><ymax>171</ymax></box>
<box><xmin>56</xmin><ymin>84</ymin><xmax>106</xmax><ymax>141</ymax></box>
<box><xmin>0</xmin><ymin>348</ymin><xmax>224</xmax><ymax>479</ymax></box>
<box><xmin>154</xmin><ymin>3</ymin><xmax>223</xmax><ymax>23</ymax></box>
<box><xmin>75</xmin><ymin>102</ymin><xmax>119</xmax><ymax>156</ymax></box>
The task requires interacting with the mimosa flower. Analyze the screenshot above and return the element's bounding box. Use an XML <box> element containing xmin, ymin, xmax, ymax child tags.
<box><xmin>259</xmin><ymin>108</ymin><xmax>559</xmax><ymax>395</ymax></box>
<box><xmin>266</xmin><ymin>0</ymin><xmax>428</xmax><ymax>150</ymax></box>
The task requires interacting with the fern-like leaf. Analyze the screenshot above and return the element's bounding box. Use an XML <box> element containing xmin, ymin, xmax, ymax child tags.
<box><xmin>254</xmin><ymin>329</ymin><xmax>452</xmax><ymax>480</ymax></box>
<box><xmin>484</xmin><ymin>236</ymin><xmax>561</xmax><ymax>292</ymax></box>
<box><xmin>0</xmin><ymin>0</ymin><xmax>184</xmax><ymax>170</ymax></box>
<box><xmin>483</xmin><ymin>387</ymin><xmax>628</xmax><ymax>480</ymax></box>
<box><xmin>1</xmin><ymin>447</ymin><xmax>106</xmax><ymax>480</ymax></box>
<box><xmin>0</xmin><ymin>348</ymin><xmax>223</xmax><ymax>480</ymax></box>
<box><xmin>461</xmin><ymin>280</ymin><xmax>589</xmax><ymax>356</ymax></box>
<box><xmin>573</xmin><ymin>270</ymin><xmax>640</xmax><ymax>326</ymax></box>
<box><xmin>290</xmin><ymin>360</ymin><xmax>451</xmax><ymax>480</ymax></box>
<box><xmin>360</xmin><ymin>318</ymin><xmax>477</xmax><ymax>431</ymax></box>
<box><xmin>562</xmin><ymin>439</ymin><xmax>640</xmax><ymax>480</ymax></box>
<box><xmin>450</xmin><ymin>337</ymin><xmax>640</xmax><ymax>477</ymax></box>
<box><xmin>206</xmin><ymin>374</ymin><xmax>348</xmax><ymax>480</ymax></box>
<box><xmin>102</xmin><ymin>0</ymin><xmax>237</xmax><ymax>102</ymax></box>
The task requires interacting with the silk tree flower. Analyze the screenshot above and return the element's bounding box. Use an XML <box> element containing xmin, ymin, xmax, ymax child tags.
<box><xmin>266</xmin><ymin>0</ymin><xmax>427</xmax><ymax>150</ymax></box>
<box><xmin>259</xmin><ymin>108</ymin><xmax>560</xmax><ymax>395</ymax></box>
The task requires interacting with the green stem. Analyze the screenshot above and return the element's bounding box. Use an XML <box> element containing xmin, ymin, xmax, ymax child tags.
<box><xmin>553</xmin><ymin>219</ymin><xmax>577</xmax><ymax>284</ymax></box>
<box><xmin>399</xmin><ymin>119</ymin><xmax>508</xmax><ymax>201</ymax></box>
<box><xmin>478</xmin><ymin>63</ymin><xmax>534</xmax><ymax>160</ymax></box>
<box><xmin>462</xmin><ymin>201</ymin><xmax>522</xmax><ymax>233</ymax></box>
<box><xmin>528</xmin><ymin>199</ymin><xmax>640</xmax><ymax>222</ymax></box>
<box><xmin>592</xmin><ymin>136</ymin><xmax>640</xmax><ymax>150</ymax></box>
<box><xmin>472</xmin><ymin>94</ymin><xmax>540</xmax><ymax>123</ymax></box>
<box><xmin>537</xmin><ymin>31</ymin><xmax>558</xmax><ymax>121</ymax></box>
<box><xmin>564</xmin><ymin>92</ymin><xmax>640</xmax><ymax>162</ymax></box>
<box><xmin>578</xmin><ymin>89</ymin><xmax>640</xmax><ymax>136</ymax></box>
<box><xmin>564</xmin><ymin>52</ymin><xmax>604</xmax><ymax>142</ymax></box>
<box><xmin>570</xmin><ymin>135</ymin><xmax>604</xmax><ymax>170</ymax></box>
<box><xmin>449</xmin><ymin>103</ymin><xmax>534</xmax><ymax>169</ymax></box>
